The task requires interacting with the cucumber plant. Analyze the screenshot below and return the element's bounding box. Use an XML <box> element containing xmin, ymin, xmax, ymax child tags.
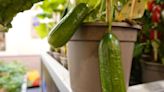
<box><xmin>47</xmin><ymin>0</ymin><xmax>147</xmax><ymax>92</ymax></box>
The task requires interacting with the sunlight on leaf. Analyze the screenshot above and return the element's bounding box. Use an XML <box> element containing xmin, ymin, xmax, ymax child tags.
<box><xmin>34</xmin><ymin>23</ymin><xmax>49</xmax><ymax>39</ymax></box>
<box><xmin>115</xmin><ymin>0</ymin><xmax>147</xmax><ymax>21</ymax></box>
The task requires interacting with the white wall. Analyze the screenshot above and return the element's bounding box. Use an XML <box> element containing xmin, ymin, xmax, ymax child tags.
<box><xmin>5</xmin><ymin>9</ymin><xmax>50</xmax><ymax>54</ymax></box>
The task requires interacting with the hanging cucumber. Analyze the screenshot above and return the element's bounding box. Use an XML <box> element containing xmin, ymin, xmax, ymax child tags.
<box><xmin>99</xmin><ymin>33</ymin><xmax>126</xmax><ymax>92</ymax></box>
<box><xmin>48</xmin><ymin>3</ymin><xmax>89</xmax><ymax>48</ymax></box>
<box><xmin>99</xmin><ymin>0</ymin><xmax>126</xmax><ymax>92</ymax></box>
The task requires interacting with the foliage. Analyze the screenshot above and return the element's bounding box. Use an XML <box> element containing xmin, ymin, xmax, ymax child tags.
<box><xmin>34</xmin><ymin>0</ymin><xmax>146</xmax><ymax>38</ymax></box>
<box><xmin>79</xmin><ymin>0</ymin><xmax>146</xmax><ymax>22</ymax></box>
<box><xmin>0</xmin><ymin>61</ymin><xmax>26</xmax><ymax>92</ymax></box>
<box><xmin>115</xmin><ymin>0</ymin><xmax>147</xmax><ymax>21</ymax></box>
<box><xmin>0</xmin><ymin>0</ymin><xmax>43</xmax><ymax>32</ymax></box>
<box><xmin>134</xmin><ymin>0</ymin><xmax>164</xmax><ymax>64</ymax></box>
<box><xmin>33</xmin><ymin>0</ymin><xmax>67</xmax><ymax>39</ymax></box>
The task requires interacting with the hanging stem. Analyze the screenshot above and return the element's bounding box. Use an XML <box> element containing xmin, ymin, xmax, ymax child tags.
<box><xmin>106</xmin><ymin>0</ymin><xmax>114</xmax><ymax>33</ymax></box>
<box><xmin>106</xmin><ymin>0</ymin><xmax>110</xmax><ymax>22</ymax></box>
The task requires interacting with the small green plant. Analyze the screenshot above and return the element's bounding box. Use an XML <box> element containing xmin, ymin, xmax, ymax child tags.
<box><xmin>0</xmin><ymin>61</ymin><xmax>26</xmax><ymax>92</ymax></box>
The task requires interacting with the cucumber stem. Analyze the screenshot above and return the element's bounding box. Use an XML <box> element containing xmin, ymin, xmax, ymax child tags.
<box><xmin>106</xmin><ymin>0</ymin><xmax>114</xmax><ymax>33</ymax></box>
<box><xmin>106</xmin><ymin>0</ymin><xmax>109</xmax><ymax>23</ymax></box>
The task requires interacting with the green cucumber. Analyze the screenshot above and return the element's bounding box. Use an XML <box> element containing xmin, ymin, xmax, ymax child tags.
<box><xmin>48</xmin><ymin>3</ymin><xmax>89</xmax><ymax>48</ymax></box>
<box><xmin>99</xmin><ymin>33</ymin><xmax>126</xmax><ymax>92</ymax></box>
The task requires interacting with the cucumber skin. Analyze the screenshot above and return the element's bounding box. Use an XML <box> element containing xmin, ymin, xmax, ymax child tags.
<box><xmin>48</xmin><ymin>3</ymin><xmax>89</xmax><ymax>48</ymax></box>
<box><xmin>99</xmin><ymin>33</ymin><xmax>126</xmax><ymax>92</ymax></box>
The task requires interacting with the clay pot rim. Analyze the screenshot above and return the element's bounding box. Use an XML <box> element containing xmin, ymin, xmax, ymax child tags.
<box><xmin>82</xmin><ymin>22</ymin><xmax>141</xmax><ymax>30</ymax></box>
<box><xmin>141</xmin><ymin>60</ymin><xmax>164</xmax><ymax>67</ymax></box>
<box><xmin>141</xmin><ymin>54</ymin><xmax>164</xmax><ymax>67</ymax></box>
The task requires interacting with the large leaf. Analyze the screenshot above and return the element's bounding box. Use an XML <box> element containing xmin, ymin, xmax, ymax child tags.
<box><xmin>40</xmin><ymin>0</ymin><xmax>66</xmax><ymax>13</ymax></box>
<box><xmin>115</xmin><ymin>0</ymin><xmax>147</xmax><ymax>21</ymax></box>
<box><xmin>0</xmin><ymin>0</ymin><xmax>43</xmax><ymax>32</ymax></box>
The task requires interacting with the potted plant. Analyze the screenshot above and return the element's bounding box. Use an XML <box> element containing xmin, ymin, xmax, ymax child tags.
<box><xmin>48</xmin><ymin>0</ymin><xmax>146</xmax><ymax>92</ymax></box>
<box><xmin>0</xmin><ymin>0</ymin><xmax>145</xmax><ymax>92</ymax></box>
<box><xmin>134</xmin><ymin>0</ymin><xmax>164</xmax><ymax>83</ymax></box>
<box><xmin>0</xmin><ymin>61</ymin><xmax>26</xmax><ymax>92</ymax></box>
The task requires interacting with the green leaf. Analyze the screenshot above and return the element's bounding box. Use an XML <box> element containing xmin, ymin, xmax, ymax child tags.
<box><xmin>40</xmin><ymin>0</ymin><xmax>66</xmax><ymax>13</ymax></box>
<box><xmin>115</xmin><ymin>0</ymin><xmax>147</xmax><ymax>21</ymax></box>
<box><xmin>133</xmin><ymin>43</ymin><xmax>145</xmax><ymax>58</ymax></box>
<box><xmin>37</xmin><ymin>13</ymin><xmax>52</xmax><ymax>19</ymax></box>
<box><xmin>0</xmin><ymin>0</ymin><xmax>43</xmax><ymax>32</ymax></box>
<box><xmin>34</xmin><ymin>23</ymin><xmax>49</xmax><ymax>39</ymax></box>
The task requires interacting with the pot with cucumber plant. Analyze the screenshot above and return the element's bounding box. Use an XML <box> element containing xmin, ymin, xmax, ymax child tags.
<box><xmin>48</xmin><ymin>0</ymin><xmax>145</xmax><ymax>92</ymax></box>
<box><xmin>134</xmin><ymin>0</ymin><xmax>164</xmax><ymax>83</ymax></box>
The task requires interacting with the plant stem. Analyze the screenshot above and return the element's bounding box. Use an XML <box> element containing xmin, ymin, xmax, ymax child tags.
<box><xmin>106</xmin><ymin>0</ymin><xmax>110</xmax><ymax>23</ymax></box>
<box><xmin>106</xmin><ymin>0</ymin><xmax>114</xmax><ymax>33</ymax></box>
<box><xmin>98</xmin><ymin>0</ymin><xmax>105</xmax><ymax>19</ymax></box>
<box><xmin>154</xmin><ymin>31</ymin><xmax>158</xmax><ymax>62</ymax></box>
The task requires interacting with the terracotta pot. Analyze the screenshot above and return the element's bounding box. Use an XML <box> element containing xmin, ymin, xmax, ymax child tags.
<box><xmin>141</xmin><ymin>60</ymin><xmax>164</xmax><ymax>83</ymax></box>
<box><xmin>67</xmin><ymin>22</ymin><xmax>140</xmax><ymax>92</ymax></box>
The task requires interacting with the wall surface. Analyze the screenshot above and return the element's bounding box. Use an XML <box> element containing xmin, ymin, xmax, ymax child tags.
<box><xmin>0</xmin><ymin>53</ymin><xmax>41</xmax><ymax>72</ymax></box>
<box><xmin>4</xmin><ymin>8</ymin><xmax>49</xmax><ymax>54</ymax></box>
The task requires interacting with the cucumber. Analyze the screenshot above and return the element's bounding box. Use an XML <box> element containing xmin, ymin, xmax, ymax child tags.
<box><xmin>48</xmin><ymin>3</ymin><xmax>89</xmax><ymax>48</ymax></box>
<box><xmin>99</xmin><ymin>33</ymin><xmax>126</xmax><ymax>92</ymax></box>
